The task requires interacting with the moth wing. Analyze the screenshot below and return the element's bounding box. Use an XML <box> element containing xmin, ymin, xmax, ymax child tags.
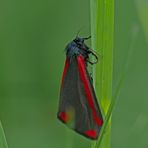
<box><xmin>58</xmin><ymin>57</ymin><xmax>82</xmax><ymax>125</ymax></box>
<box><xmin>76</xmin><ymin>55</ymin><xmax>103</xmax><ymax>139</ymax></box>
<box><xmin>57</xmin><ymin>56</ymin><xmax>103</xmax><ymax>140</ymax></box>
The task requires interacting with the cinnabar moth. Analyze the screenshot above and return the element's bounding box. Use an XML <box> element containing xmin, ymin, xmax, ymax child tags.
<box><xmin>57</xmin><ymin>36</ymin><xmax>103</xmax><ymax>140</ymax></box>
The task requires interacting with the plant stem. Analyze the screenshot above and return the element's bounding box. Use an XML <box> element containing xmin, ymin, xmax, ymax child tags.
<box><xmin>90</xmin><ymin>0</ymin><xmax>114</xmax><ymax>148</ymax></box>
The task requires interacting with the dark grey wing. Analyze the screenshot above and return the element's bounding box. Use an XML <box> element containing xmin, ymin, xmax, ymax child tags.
<box><xmin>57</xmin><ymin>56</ymin><xmax>103</xmax><ymax>140</ymax></box>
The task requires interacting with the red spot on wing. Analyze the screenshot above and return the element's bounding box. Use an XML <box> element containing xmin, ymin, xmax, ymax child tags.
<box><xmin>77</xmin><ymin>55</ymin><xmax>103</xmax><ymax>126</ymax></box>
<box><xmin>59</xmin><ymin>112</ymin><xmax>69</xmax><ymax>123</ymax></box>
<box><xmin>85</xmin><ymin>130</ymin><xmax>97</xmax><ymax>139</ymax></box>
<box><xmin>61</xmin><ymin>58</ymin><xmax>69</xmax><ymax>85</ymax></box>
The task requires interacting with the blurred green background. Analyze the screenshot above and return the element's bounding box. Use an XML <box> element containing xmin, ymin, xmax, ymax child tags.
<box><xmin>0</xmin><ymin>0</ymin><xmax>148</xmax><ymax>148</ymax></box>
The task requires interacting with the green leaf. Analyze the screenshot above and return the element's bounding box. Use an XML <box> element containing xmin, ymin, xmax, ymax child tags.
<box><xmin>94</xmin><ymin>22</ymin><xmax>138</xmax><ymax>148</ymax></box>
<box><xmin>90</xmin><ymin>0</ymin><xmax>114</xmax><ymax>147</ymax></box>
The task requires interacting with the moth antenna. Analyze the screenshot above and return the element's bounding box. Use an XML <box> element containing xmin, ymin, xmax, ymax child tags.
<box><xmin>76</xmin><ymin>30</ymin><xmax>81</xmax><ymax>38</ymax></box>
<box><xmin>76</xmin><ymin>27</ymin><xmax>84</xmax><ymax>38</ymax></box>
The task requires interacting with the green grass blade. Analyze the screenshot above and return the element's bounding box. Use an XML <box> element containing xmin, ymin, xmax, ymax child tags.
<box><xmin>94</xmin><ymin>64</ymin><xmax>125</xmax><ymax>148</ymax></box>
<box><xmin>90</xmin><ymin>0</ymin><xmax>114</xmax><ymax>147</ymax></box>
<box><xmin>94</xmin><ymin>24</ymin><xmax>138</xmax><ymax>148</ymax></box>
<box><xmin>0</xmin><ymin>121</ymin><xmax>8</xmax><ymax>148</ymax></box>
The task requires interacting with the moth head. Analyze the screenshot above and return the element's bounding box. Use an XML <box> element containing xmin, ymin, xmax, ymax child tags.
<box><xmin>73</xmin><ymin>36</ymin><xmax>91</xmax><ymax>46</ymax></box>
<box><xmin>73</xmin><ymin>37</ymin><xmax>84</xmax><ymax>45</ymax></box>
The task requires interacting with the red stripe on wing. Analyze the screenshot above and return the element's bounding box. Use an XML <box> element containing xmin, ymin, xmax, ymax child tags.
<box><xmin>77</xmin><ymin>55</ymin><xmax>103</xmax><ymax>126</ymax></box>
<box><xmin>61</xmin><ymin>58</ymin><xmax>69</xmax><ymax>85</ymax></box>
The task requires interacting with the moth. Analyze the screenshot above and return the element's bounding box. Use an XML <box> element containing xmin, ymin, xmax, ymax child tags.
<box><xmin>57</xmin><ymin>36</ymin><xmax>103</xmax><ymax>140</ymax></box>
